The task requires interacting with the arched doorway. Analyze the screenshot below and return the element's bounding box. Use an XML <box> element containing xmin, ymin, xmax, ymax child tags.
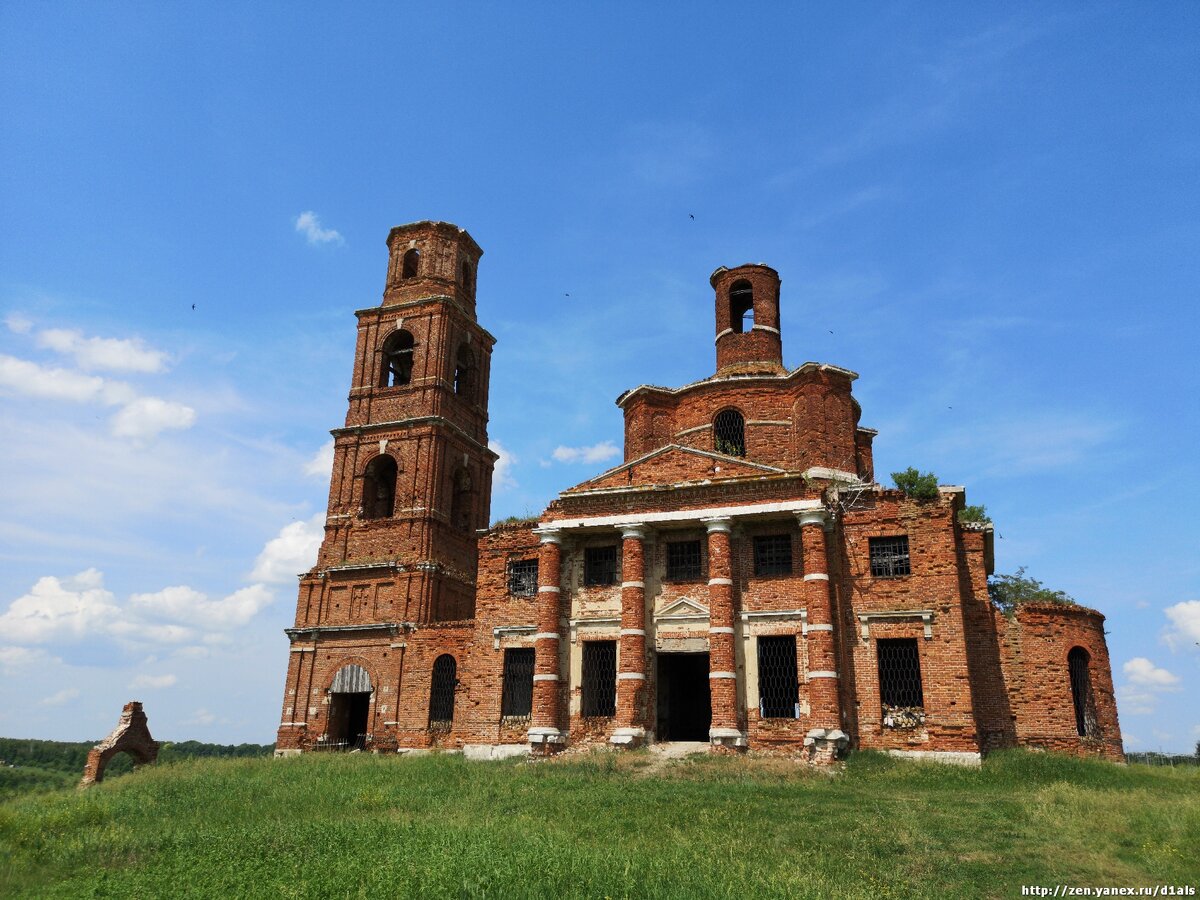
<box><xmin>326</xmin><ymin>664</ymin><xmax>372</xmax><ymax>750</ymax></box>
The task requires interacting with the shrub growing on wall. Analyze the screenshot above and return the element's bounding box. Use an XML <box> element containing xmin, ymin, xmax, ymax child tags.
<box><xmin>988</xmin><ymin>567</ymin><xmax>1076</xmax><ymax>615</ymax></box>
<box><xmin>891</xmin><ymin>467</ymin><xmax>940</xmax><ymax>500</ymax></box>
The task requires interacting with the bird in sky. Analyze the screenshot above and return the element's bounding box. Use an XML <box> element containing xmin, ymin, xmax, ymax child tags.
<box><xmin>191</xmin><ymin>304</ymin><xmax>196</xmax><ymax>310</ymax></box>
<box><xmin>689</xmin><ymin>214</ymin><xmax>695</xmax><ymax>220</ymax></box>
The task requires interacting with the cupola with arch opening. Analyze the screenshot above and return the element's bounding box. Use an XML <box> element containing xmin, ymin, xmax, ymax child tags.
<box><xmin>710</xmin><ymin>263</ymin><xmax>785</xmax><ymax>377</ymax></box>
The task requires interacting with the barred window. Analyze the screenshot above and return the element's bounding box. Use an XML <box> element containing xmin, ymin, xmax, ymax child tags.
<box><xmin>753</xmin><ymin>534</ymin><xmax>792</xmax><ymax>576</ymax></box>
<box><xmin>581</xmin><ymin>640</ymin><xmax>616</xmax><ymax>717</ymax></box>
<box><xmin>1068</xmin><ymin>647</ymin><xmax>1099</xmax><ymax>738</ymax></box>
<box><xmin>665</xmin><ymin>540</ymin><xmax>702</xmax><ymax>582</ymax></box>
<box><xmin>508</xmin><ymin>559</ymin><xmax>538</xmax><ymax>597</ymax></box>
<box><xmin>757</xmin><ymin>636</ymin><xmax>799</xmax><ymax>718</ymax></box>
<box><xmin>428</xmin><ymin>654</ymin><xmax>457</xmax><ymax>730</ymax></box>
<box><xmin>584</xmin><ymin>545</ymin><xmax>618</xmax><ymax>586</ymax></box>
<box><xmin>869</xmin><ymin>535</ymin><xmax>911</xmax><ymax>578</ymax></box>
<box><xmin>714</xmin><ymin>409</ymin><xmax>745</xmax><ymax>457</ymax></box>
<box><xmin>877</xmin><ymin>638</ymin><xmax>923</xmax><ymax>721</ymax></box>
<box><xmin>500</xmin><ymin>648</ymin><xmax>534</xmax><ymax>724</ymax></box>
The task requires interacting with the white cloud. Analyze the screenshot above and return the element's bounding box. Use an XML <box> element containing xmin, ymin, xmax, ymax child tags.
<box><xmin>0</xmin><ymin>568</ymin><xmax>120</xmax><ymax>643</ymax></box>
<box><xmin>0</xmin><ymin>569</ymin><xmax>276</xmax><ymax>653</ymax></box>
<box><xmin>0</xmin><ymin>354</ymin><xmax>194</xmax><ymax>440</ymax></box>
<box><xmin>109</xmin><ymin>396</ymin><xmax>196</xmax><ymax>439</ymax></box>
<box><xmin>129</xmin><ymin>673</ymin><xmax>177</xmax><ymax>690</ymax></box>
<box><xmin>41</xmin><ymin>688</ymin><xmax>79</xmax><ymax>707</ymax></box>
<box><xmin>36</xmin><ymin>328</ymin><xmax>168</xmax><ymax>373</ymax></box>
<box><xmin>4</xmin><ymin>313</ymin><xmax>33</xmax><ymax>334</ymax></box>
<box><xmin>0</xmin><ymin>353</ymin><xmax>135</xmax><ymax>404</ymax></box>
<box><xmin>0</xmin><ymin>645</ymin><xmax>59</xmax><ymax>673</ymax></box>
<box><xmin>249</xmin><ymin>515</ymin><xmax>323</xmax><ymax>583</ymax></box>
<box><xmin>1164</xmin><ymin>600</ymin><xmax>1200</xmax><ymax>651</ymax></box>
<box><xmin>294</xmin><ymin>211</ymin><xmax>344</xmax><ymax>246</ymax></box>
<box><xmin>304</xmin><ymin>440</ymin><xmax>335</xmax><ymax>478</ymax></box>
<box><xmin>184</xmin><ymin>707</ymin><xmax>216</xmax><ymax>726</ymax></box>
<box><xmin>1117</xmin><ymin>657</ymin><xmax>1182</xmax><ymax>716</ymax></box>
<box><xmin>490</xmin><ymin>439</ymin><xmax>517</xmax><ymax>491</ymax></box>
<box><xmin>130</xmin><ymin>583</ymin><xmax>275</xmax><ymax>629</ymax></box>
<box><xmin>1116</xmin><ymin>686</ymin><xmax>1157</xmax><ymax>716</ymax></box>
<box><xmin>1123</xmin><ymin>657</ymin><xmax>1180</xmax><ymax>689</ymax></box>
<box><xmin>551</xmin><ymin>440</ymin><xmax>621</xmax><ymax>465</ymax></box>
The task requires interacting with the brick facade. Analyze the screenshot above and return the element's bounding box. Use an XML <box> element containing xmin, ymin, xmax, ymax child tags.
<box><xmin>274</xmin><ymin>222</ymin><xmax>1124</xmax><ymax>764</ymax></box>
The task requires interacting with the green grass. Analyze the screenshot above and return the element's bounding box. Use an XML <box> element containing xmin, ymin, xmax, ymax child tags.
<box><xmin>0</xmin><ymin>750</ymin><xmax>1196</xmax><ymax>898</ymax></box>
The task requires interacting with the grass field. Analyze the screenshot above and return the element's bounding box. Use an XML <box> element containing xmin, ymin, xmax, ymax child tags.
<box><xmin>0</xmin><ymin>749</ymin><xmax>1196</xmax><ymax>898</ymax></box>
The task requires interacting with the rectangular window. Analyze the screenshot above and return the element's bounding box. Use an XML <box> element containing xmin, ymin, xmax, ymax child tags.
<box><xmin>499</xmin><ymin>648</ymin><xmax>534</xmax><ymax>723</ymax></box>
<box><xmin>757</xmin><ymin>635</ymin><xmax>799</xmax><ymax>718</ymax></box>
<box><xmin>581</xmin><ymin>640</ymin><xmax>617</xmax><ymax>717</ymax></box>
<box><xmin>753</xmin><ymin>534</ymin><xmax>793</xmax><ymax>577</ymax></box>
<box><xmin>507</xmin><ymin>559</ymin><xmax>538</xmax><ymax>597</ymax></box>
<box><xmin>877</xmin><ymin>638</ymin><xmax>924</xmax><ymax>722</ymax></box>
<box><xmin>583</xmin><ymin>545</ymin><xmax>618</xmax><ymax>586</ymax></box>
<box><xmin>869</xmin><ymin>535</ymin><xmax>911</xmax><ymax>578</ymax></box>
<box><xmin>665</xmin><ymin>539</ymin><xmax>703</xmax><ymax>582</ymax></box>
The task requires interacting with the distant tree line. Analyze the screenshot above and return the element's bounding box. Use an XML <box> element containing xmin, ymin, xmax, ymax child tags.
<box><xmin>0</xmin><ymin>737</ymin><xmax>275</xmax><ymax>779</ymax></box>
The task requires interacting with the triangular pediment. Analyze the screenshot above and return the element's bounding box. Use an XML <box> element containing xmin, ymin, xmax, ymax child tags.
<box><xmin>655</xmin><ymin>596</ymin><xmax>710</xmax><ymax>621</ymax></box>
<box><xmin>564</xmin><ymin>445</ymin><xmax>786</xmax><ymax>494</ymax></box>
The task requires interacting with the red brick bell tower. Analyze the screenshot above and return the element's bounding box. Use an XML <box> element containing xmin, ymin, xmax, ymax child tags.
<box><xmin>276</xmin><ymin>221</ymin><xmax>496</xmax><ymax>753</ymax></box>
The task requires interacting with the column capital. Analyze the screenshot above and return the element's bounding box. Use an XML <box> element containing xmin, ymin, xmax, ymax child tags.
<box><xmin>702</xmin><ymin>517</ymin><xmax>733</xmax><ymax>534</ymax></box>
<box><xmin>534</xmin><ymin>528</ymin><xmax>562</xmax><ymax>545</ymax></box>
<box><xmin>796</xmin><ymin>508</ymin><xmax>828</xmax><ymax>529</ymax></box>
<box><xmin>619</xmin><ymin>523</ymin><xmax>647</xmax><ymax>541</ymax></box>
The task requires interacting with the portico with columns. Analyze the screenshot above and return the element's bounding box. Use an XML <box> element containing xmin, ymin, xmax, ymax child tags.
<box><xmin>524</xmin><ymin>498</ymin><xmax>834</xmax><ymax>753</ymax></box>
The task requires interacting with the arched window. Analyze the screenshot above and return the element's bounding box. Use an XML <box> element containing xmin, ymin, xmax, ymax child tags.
<box><xmin>453</xmin><ymin>344</ymin><xmax>473</xmax><ymax>398</ymax></box>
<box><xmin>730</xmin><ymin>280</ymin><xmax>754</xmax><ymax>333</ymax></box>
<box><xmin>402</xmin><ymin>248</ymin><xmax>420</xmax><ymax>279</ymax></box>
<box><xmin>1068</xmin><ymin>647</ymin><xmax>1098</xmax><ymax>738</ymax></box>
<box><xmin>362</xmin><ymin>455</ymin><xmax>398</xmax><ymax>519</ymax></box>
<box><xmin>428</xmin><ymin>654</ymin><xmax>457</xmax><ymax>729</ymax></box>
<box><xmin>380</xmin><ymin>330</ymin><xmax>415</xmax><ymax>387</ymax></box>
<box><xmin>450</xmin><ymin>467</ymin><xmax>473</xmax><ymax>531</ymax></box>
<box><xmin>714</xmin><ymin>409</ymin><xmax>746</xmax><ymax>457</ymax></box>
<box><xmin>461</xmin><ymin>261</ymin><xmax>473</xmax><ymax>292</ymax></box>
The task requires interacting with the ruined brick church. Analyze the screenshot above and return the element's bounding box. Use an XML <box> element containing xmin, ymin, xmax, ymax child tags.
<box><xmin>275</xmin><ymin>221</ymin><xmax>1123</xmax><ymax>763</ymax></box>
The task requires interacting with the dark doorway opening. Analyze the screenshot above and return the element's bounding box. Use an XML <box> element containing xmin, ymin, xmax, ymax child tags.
<box><xmin>656</xmin><ymin>652</ymin><xmax>711</xmax><ymax>741</ymax></box>
<box><xmin>327</xmin><ymin>692</ymin><xmax>371</xmax><ymax>750</ymax></box>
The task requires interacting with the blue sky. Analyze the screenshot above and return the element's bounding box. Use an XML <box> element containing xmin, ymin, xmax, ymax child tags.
<box><xmin>1</xmin><ymin>3</ymin><xmax>1197</xmax><ymax>750</ymax></box>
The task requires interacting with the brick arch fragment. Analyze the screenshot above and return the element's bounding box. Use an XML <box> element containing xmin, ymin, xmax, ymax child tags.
<box><xmin>79</xmin><ymin>701</ymin><xmax>159</xmax><ymax>787</ymax></box>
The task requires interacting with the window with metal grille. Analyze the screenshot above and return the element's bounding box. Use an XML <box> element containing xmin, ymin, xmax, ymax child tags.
<box><xmin>581</xmin><ymin>640</ymin><xmax>617</xmax><ymax>717</ymax></box>
<box><xmin>508</xmin><ymin>559</ymin><xmax>538</xmax><ymax>597</ymax></box>
<box><xmin>713</xmin><ymin>409</ymin><xmax>746</xmax><ymax>457</ymax></box>
<box><xmin>584</xmin><ymin>545</ymin><xmax>617</xmax><ymax>586</ymax></box>
<box><xmin>665</xmin><ymin>540</ymin><xmax>702</xmax><ymax>582</ymax></box>
<box><xmin>1068</xmin><ymin>647</ymin><xmax>1099</xmax><ymax>738</ymax></box>
<box><xmin>869</xmin><ymin>535</ymin><xmax>911</xmax><ymax>577</ymax></box>
<box><xmin>757</xmin><ymin>636</ymin><xmax>799</xmax><ymax>718</ymax></box>
<box><xmin>877</xmin><ymin>638</ymin><xmax>923</xmax><ymax>723</ymax></box>
<box><xmin>753</xmin><ymin>534</ymin><xmax>793</xmax><ymax>576</ymax></box>
<box><xmin>500</xmin><ymin>648</ymin><xmax>534</xmax><ymax>724</ymax></box>
<box><xmin>428</xmin><ymin>654</ymin><xmax>457</xmax><ymax>730</ymax></box>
